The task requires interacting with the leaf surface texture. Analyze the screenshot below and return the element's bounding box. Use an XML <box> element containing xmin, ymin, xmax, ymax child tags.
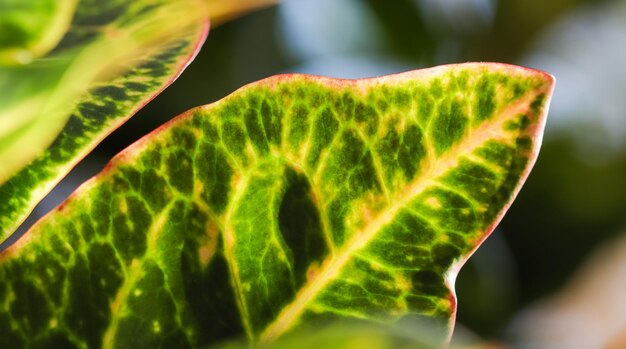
<box><xmin>0</xmin><ymin>63</ymin><xmax>553</xmax><ymax>347</ymax></box>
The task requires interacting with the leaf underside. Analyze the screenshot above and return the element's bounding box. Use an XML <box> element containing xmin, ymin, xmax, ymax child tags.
<box><xmin>0</xmin><ymin>63</ymin><xmax>553</xmax><ymax>348</ymax></box>
<box><xmin>0</xmin><ymin>0</ymin><xmax>208</xmax><ymax>243</ymax></box>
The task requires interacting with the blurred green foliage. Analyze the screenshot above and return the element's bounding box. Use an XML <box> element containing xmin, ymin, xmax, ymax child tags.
<box><xmin>0</xmin><ymin>0</ymin><xmax>76</xmax><ymax>64</ymax></box>
<box><xmin>215</xmin><ymin>321</ymin><xmax>441</xmax><ymax>349</ymax></box>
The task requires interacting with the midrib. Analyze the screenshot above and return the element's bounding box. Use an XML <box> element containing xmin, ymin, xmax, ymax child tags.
<box><xmin>222</xmin><ymin>171</ymin><xmax>254</xmax><ymax>340</ymax></box>
<box><xmin>257</xmin><ymin>89</ymin><xmax>544</xmax><ymax>343</ymax></box>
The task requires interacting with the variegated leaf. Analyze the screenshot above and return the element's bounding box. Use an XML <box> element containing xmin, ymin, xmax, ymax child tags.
<box><xmin>0</xmin><ymin>63</ymin><xmax>554</xmax><ymax>347</ymax></box>
<box><xmin>0</xmin><ymin>0</ymin><xmax>209</xmax><ymax>242</ymax></box>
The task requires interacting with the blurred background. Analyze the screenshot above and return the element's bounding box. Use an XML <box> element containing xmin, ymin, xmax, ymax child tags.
<box><xmin>17</xmin><ymin>0</ymin><xmax>626</xmax><ymax>347</ymax></box>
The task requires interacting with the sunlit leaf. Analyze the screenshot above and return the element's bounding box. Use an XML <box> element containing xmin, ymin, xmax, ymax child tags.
<box><xmin>0</xmin><ymin>63</ymin><xmax>553</xmax><ymax>347</ymax></box>
<box><xmin>0</xmin><ymin>0</ymin><xmax>209</xmax><ymax>242</ymax></box>
<box><xmin>0</xmin><ymin>0</ymin><xmax>77</xmax><ymax>65</ymax></box>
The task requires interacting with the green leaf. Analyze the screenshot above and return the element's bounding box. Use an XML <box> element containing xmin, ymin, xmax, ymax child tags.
<box><xmin>0</xmin><ymin>63</ymin><xmax>554</xmax><ymax>347</ymax></box>
<box><xmin>217</xmin><ymin>321</ymin><xmax>440</xmax><ymax>349</ymax></box>
<box><xmin>0</xmin><ymin>0</ymin><xmax>209</xmax><ymax>242</ymax></box>
<box><xmin>0</xmin><ymin>0</ymin><xmax>77</xmax><ymax>65</ymax></box>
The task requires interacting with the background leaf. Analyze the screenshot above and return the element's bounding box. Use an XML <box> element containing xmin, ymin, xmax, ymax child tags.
<box><xmin>0</xmin><ymin>63</ymin><xmax>553</xmax><ymax>347</ymax></box>
<box><xmin>215</xmin><ymin>321</ymin><xmax>440</xmax><ymax>349</ymax></box>
<box><xmin>0</xmin><ymin>0</ymin><xmax>209</xmax><ymax>243</ymax></box>
<box><xmin>207</xmin><ymin>0</ymin><xmax>279</xmax><ymax>27</ymax></box>
<box><xmin>0</xmin><ymin>0</ymin><xmax>77</xmax><ymax>65</ymax></box>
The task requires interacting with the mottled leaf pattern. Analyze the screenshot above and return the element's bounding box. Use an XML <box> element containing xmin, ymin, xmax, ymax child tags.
<box><xmin>0</xmin><ymin>63</ymin><xmax>553</xmax><ymax>347</ymax></box>
<box><xmin>0</xmin><ymin>0</ymin><xmax>208</xmax><ymax>242</ymax></box>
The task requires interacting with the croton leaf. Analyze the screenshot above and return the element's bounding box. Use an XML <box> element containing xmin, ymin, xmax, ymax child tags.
<box><xmin>0</xmin><ymin>0</ymin><xmax>209</xmax><ymax>243</ymax></box>
<box><xmin>0</xmin><ymin>63</ymin><xmax>554</xmax><ymax>347</ymax></box>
